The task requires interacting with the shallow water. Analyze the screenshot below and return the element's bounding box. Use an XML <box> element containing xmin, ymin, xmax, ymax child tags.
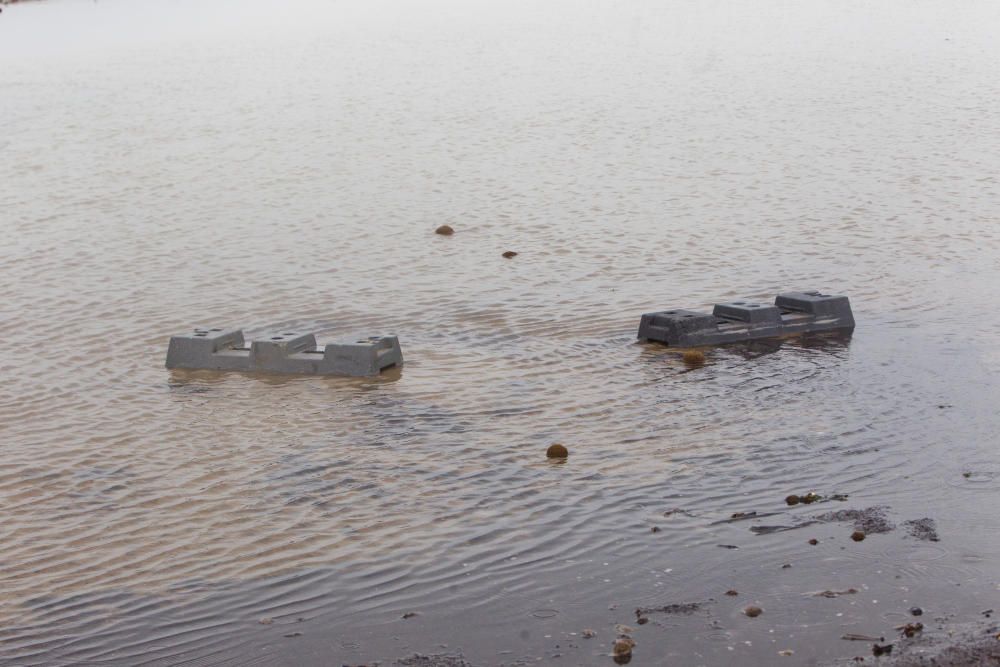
<box><xmin>2</xmin><ymin>0</ymin><xmax>1000</xmax><ymax>664</ymax></box>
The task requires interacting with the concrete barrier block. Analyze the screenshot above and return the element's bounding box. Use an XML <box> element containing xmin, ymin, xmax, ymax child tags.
<box><xmin>165</xmin><ymin>328</ymin><xmax>402</xmax><ymax>376</ymax></box>
<box><xmin>638</xmin><ymin>290</ymin><xmax>855</xmax><ymax>346</ymax></box>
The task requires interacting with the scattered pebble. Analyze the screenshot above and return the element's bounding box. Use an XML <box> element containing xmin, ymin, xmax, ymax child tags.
<box><xmin>901</xmin><ymin>622</ymin><xmax>924</xmax><ymax>637</ymax></box>
<box><xmin>546</xmin><ymin>443</ymin><xmax>569</xmax><ymax>459</ymax></box>
<box><xmin>682</xmin><ymin>350</ymin><xmax>705</xmax><ymax>366</ymax></box>
<box><xmin>650</xmin><ymin>526</ymin><xmax>660</xmax><ymax>533</ymax></box>
<box><xmin>434</xmin><ymin>225</ymin><xmax>454</xmax><ymax>236</ymax></box>
<box><xmin>725</xmin><ymin>590</ymin><xmax>739</xmax><ymax>596</ymax></box>
<box><xmin>258</xmin><ymin>617</ymin><xmax>273</xmax><ymax>625</ymax></box>
<box><xmin>778</xmin><ymin>649</ymin><xmax>794</xmax><ymax>656</ymax></box>
<box><xmin>501</xmin><ymin>251</ymin><xmax>518</xmax><ymax>258</ymax></box>
<box><xmin>782</xmin><ymin>563</ymin><xmax>792</xmax><ymax>569</ymax></box>
<box><xmin>284</xmin><ymin>632</ymin><xmax>303</xmax><ymax>638</ymax></box>
<box><xmin>809</xmin><ymin>538</ymin><xmax>819</xmax><ymax>545</ymax></box>
<box><xmin>910</xmin><ymin>607</ymin><xmax>923</xmax><ymax>616</ymax></box>
<box><xmin>612</xmin><ymin>636</ymin><xmax>636</xmax><ymax>660</ymax></box>
<box><xmin>744</xmin><ymin>606</ymin><xmax>763</xmax><ymax>618</ymax></box>
<box><xmin>403</xmin><ymin>611</ymin><xmax>419</xmax><ymax>619</ymax></box>
<box><xmin>802</xmin><ymin>492</ymin><xmax>822</xmax><ymax>504</ymax></box>
<box><xmin>582</xmin><ymin>629</ymin><xmax>597</xmax><ymax>639</ymax></box>
<box><xmin>786</xmin><ymin>495</ymin><xmax>800</xmax><ymax>506</ymax></box>
<box><xmin>636</xmin><ymin>616</ymin><xmax>648</xmax><ymax>625</ymax></box>
<box><xmin>852</xmin><ymin>530</ymin><xmax>866</xmax><ymax>542</ymax></box>
<box><xmin>963</xmin><ymin>472</ymin><xmax>972</xmax><ymax>478</ymax></box>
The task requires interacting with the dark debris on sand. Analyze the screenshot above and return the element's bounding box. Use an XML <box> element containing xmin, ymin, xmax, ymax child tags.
<box><xmin>903</xmin><ymin>518</ymin><xmax>940</xmax><ymax>542</ymax></box>
<box><xmin>395</xmin><ymin>654</ymin><xmax>475</xmax><ymax>667</ymax></box>
<box><xmin>875</xmin><ymin>626</ymin><xmax>1000</xmax><ymax>666</ymax></box>
<box><xmin>815</xmin><ymin>506</ymin><xmax>895</xmax><ymax>534</ymax></box>
<box><xmin>635</xmin><ymin>602</ymin><xmax>702</xmax><ymax>617</ymax></box>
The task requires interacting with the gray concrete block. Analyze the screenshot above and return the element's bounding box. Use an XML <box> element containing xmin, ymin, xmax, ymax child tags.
<box><xmin>638</xmin><ymin>290</ymin><xmax>855</xmax><ymax>346</ymax></box>
<box><xmin>165</xmin><ymin>328</ymin><xmax>402</xmax><ymax>376</ymax></box>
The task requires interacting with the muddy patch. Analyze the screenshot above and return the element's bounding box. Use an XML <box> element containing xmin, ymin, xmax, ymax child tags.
<box><xmin>635</xmin><ymin>602</ymin><xmax>703</xmax><ymax>617</ymax></box>
<box><xmin>867</xmin><ymin>622</ymin><xmax>1000</xmax><ymax>666</ymax></box>
<box><xmin>903</xmin><ymin>518</ymin><xmax>940</xmax><ymax>542</ymax></box>
<box><xmin>814</xmin><ymin>506</ymin><xmax>895</xmax><ymax>534</ymax></box>
<box><xmin>396</xmin><ymin>654</ymin><xmax>475</xmax><ymax>667</ymax></box>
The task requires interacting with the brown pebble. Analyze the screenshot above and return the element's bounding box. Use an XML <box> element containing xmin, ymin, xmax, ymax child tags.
<box><xmin>502</xmin><ymin>251</ymin><xmax>518</xmax><ymax>258</ymax></box>
<box><xmin>781</xmin><ymin>563</ymin><xmax>792</xmax><ymax>569</ymax></box>
<box><xmin>546</xmin><ymin>443</ymin><xmax>569</xmax><ymax>459</ymax></box>
<box><xmin>636</xmin><ymin>616</ymin><xmax>648</xmax><ymax>625</ymax></box>
<box><xmin>851</xmin><ymin>530</ymin><xmax>866</xmax><ymax>542</ymax></box>
<box><xmin>785</xmin><ymin>494</ymin><xmax>800</xmax><ymax>506</ymax></box>
<box><xmin>725</xmin><ymin>589</ymin><xmax>738</xmax><ymax>596</ymax></box>
<box><xmin>745</xmin><ymin>606</ymin><xmax>763</xmax><ymax>618</ymax></box>
<box><xmin>613</xmin><ymin>636</ymin><xmax>636</xmax><ymax>657</ymax></box>
<box><xmin>582</xmin><ymin>629</ymin><xmax>597</xmax><ymax>639</ymax></box>
<box><xmin>682</xmin><ymin>350</ymin><xmax>705</xmax><ymax>366</ymax></box>
<box><xmin>402</xmin><ymin>611</ymin><xmax>418</xmax><ymax>619</ymax></box>
<box><xmin>802</xmin><ymin>492</ymin><xmax>821</xmax><ymax>504</ymax></box>
<box><xmin>808</xmin><ymin>538</ymin><xmax>819</xmax><ymax>545</ymax></box>
<box><xmin>258</xmin><ymin>617</ymin><xmax>273</xmax><ymax>625</ymax></box>
<box><xmin>902</xmin><ymin>622</ymin><xmax>923</xmax><ymax>638</ymax></box>
<box><xmin>434</xmin><ymin>224</ymin><xmax>454</xmax><ymax>236</ymax></box>
<box><xmin>650</xmin><ymin>526</ymin><xmax>660</xmax><ymax>533</ymax></box>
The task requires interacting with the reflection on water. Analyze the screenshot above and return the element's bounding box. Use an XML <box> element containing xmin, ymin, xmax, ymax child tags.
<box><xmin>2</xmin><ymin>0</ymin><xmax>1000</xmax><ymax>664</ymax></box>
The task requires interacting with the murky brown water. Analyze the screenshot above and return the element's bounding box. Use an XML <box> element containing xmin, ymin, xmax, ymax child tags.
<box><xmin>3</xmin><ymin>0</ymin><xmax>1000</xmax><ymax>664</ymax></box>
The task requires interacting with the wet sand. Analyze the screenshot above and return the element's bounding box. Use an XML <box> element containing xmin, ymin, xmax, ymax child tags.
<box><xmin>2</xmin><ymin>0</ymin><xmax>1000</xmax><ymax>664</ymax></box>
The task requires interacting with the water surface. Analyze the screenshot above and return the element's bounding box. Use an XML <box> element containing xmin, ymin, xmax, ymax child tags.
<box><xmin>2</xmin><ymin>0</ymin><xmax>1000</xmax><ymax>664</ymax></box>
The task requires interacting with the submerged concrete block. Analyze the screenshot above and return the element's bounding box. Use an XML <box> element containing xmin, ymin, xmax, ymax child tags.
<box><xmin>166</xmin><ymin>328</ymin><xmax>402</xmax><ymax>377</ymax></box>
<box><xmin>638</xmin><ymin>291</ymin><xmax>855</xmax><ymax>346</ymax></box>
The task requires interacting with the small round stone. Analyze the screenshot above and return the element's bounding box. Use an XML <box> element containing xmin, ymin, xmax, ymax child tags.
<box><xmin>435</xmin><ymin>224</ymin><xmax>454</xmax><ymax>236</ymax></box>
<box><xmin>546</xmin><ymin>443</ymin><xmax>569</xmax><ymax>459</ymax></box>
<box><xmin>851</xmin><ymin>530</ymin><xmax>866</xmax><ymax>542</ymax></box>
<box><xmin>785</xmin><ymin>494</ymin><xmax>800</xmax><ymax>506</ymax></box>
<box><xmin>808</xmin><ymin>538</ymin><xmax>819</xmax><ymax>545</ymax></box>
<box><xmin>682</xmin><ymin>350</ymin><xmax>705</xmax><ymax>366</ymax></box>
<box><xmin>744</xmin><ymin>606</ymin><xmax>763</xmax><ymax>618</ymax></box>
<box><xmin>502</xmin><ymin>251</ymin><xmax>518</xmax><ymax>258</ymax></box>
<box><xmin>613</xmin><ymin>637</ymin><xmax>636</xmax><ymax>657</ymax></box>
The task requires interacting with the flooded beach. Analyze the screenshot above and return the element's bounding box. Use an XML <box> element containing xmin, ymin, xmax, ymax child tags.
<box><xmin>2</xmin><ymin>0</ymin><xmax>1000</xmax><ymax>664</ymax></box>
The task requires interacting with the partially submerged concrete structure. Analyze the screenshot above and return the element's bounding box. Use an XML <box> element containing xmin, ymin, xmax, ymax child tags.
<box><xmin>638</xmin><ymin>291</ymin><xmax>855</xmax><ymax>346</ymax></box>
<box><xmin>165</xmin><ymin>329</ymin><xmax>402</xmax><ymax>376</ymax></box>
